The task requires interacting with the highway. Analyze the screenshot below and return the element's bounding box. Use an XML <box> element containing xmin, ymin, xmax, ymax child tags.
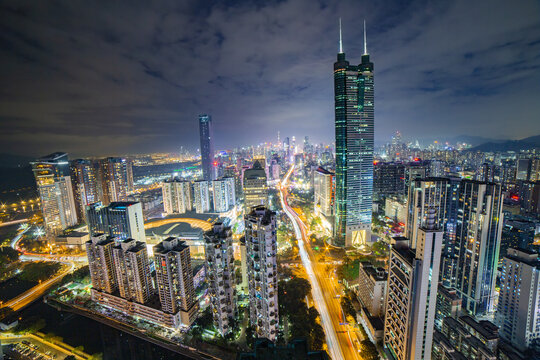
<box><xmin>280</xmin><ymin>166</ymin><xmax>360</xmax><ymax>360</ymax></box>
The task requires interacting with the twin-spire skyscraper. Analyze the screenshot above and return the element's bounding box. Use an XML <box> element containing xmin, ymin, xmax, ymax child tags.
<box><xmin>333</xmin><ymin>19</ymin><xmax>374</xmax><ymax>247</ymax></box>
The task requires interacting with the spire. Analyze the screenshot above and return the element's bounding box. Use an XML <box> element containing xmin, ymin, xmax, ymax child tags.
<box><xmin>339</xmin><ymin>18</ymin><xmax>343</xmax><ymax>54</ymax></box>
<box><xmin>363</xmin><ymin>19</ymin><xmax>368</xmax><ymax>55</ymax></box>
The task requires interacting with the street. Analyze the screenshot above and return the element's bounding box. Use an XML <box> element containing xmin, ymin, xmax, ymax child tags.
<box><xmin>280</xmin><ymin>165</ymin><xmax>361</xmax><ymax>360</ymax></box>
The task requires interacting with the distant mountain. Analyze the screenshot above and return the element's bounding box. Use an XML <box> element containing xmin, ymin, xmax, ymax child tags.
<box><xmin>468</xmin><ymin>135</ymin><xmax>540</xmax><ymax>152</ymax></box>
<box><xmin>0</xmin><ymin>153</ymin><xmax>34</xmax><ymax>168</ymax></box>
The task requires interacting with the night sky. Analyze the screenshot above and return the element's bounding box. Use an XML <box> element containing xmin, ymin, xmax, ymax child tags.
<box><xmin>1</xmin><ymin>0</ymin><xmax>539</xmax><ymax>157</ymax></box>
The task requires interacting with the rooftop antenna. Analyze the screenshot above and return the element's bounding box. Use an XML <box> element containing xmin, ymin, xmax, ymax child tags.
<box><xmin>339</xmin><ymin>18</ymin><xmax>343</xmax><ymax>54</ymax></box>
<box><xmin>363</xmin><ymin>19</ymin><xmax>368</xmax><ymax>55</ymax></box>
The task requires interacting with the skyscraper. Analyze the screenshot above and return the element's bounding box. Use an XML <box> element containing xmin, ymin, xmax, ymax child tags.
<box><xmin>495</xmin><ymin>248</ymin><xmax>540</xmax><ymax>352</ymax></box>
<box><xmin>333</xmin><ymin>20</ymin><xmax>374</xmax><ymax>247</ymax></box>
<box><xmin>154</xmin><ymin>236</ymin><xmax>199</xmax><ymax>325</ymax></box>
<box><xmin>313</xmin><ymin>167</ymin><xmax>334</xmax><ymax>218</ymax></box>
<box><xmin>204</xmin><ymin>223</ymin><xmax>236</xmax><ymax>335</ymax></box>
<box><xmin>243</xmin><ymin>160</ymin><xmax>268</xmax><ymax>210</ymax></box>
<box><xmin>31</xmin><ymin>152</ymin><xmax>78</xmax><ymax>236</ymax></box>
<box><xmin>199</xmin><ymin>114</ymin><xmax>215</xmax><ymax>181</ymax></box>
<box><xmin>244</xmin><ymin>206</ymin><xmax>279</xmax><ymax>341</ymax></box>
<box><xmin>86</xmin><ymin>201</ymin><xmax>146</xmax><ymax>243</ymax></box>
<box><xmin>70</xmin><ymin>158</ymin><xmax>99</xmax><ymax>220</ymax></box>
<box><xmin>86</xmin><ymin>234</ymin><xmax>117</xmax><ymax>293</ymax></box>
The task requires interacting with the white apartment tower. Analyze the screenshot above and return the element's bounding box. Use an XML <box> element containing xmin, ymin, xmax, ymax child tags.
<box><xmin>244</xmin><ymin>206</ymin><xmax>279</xmax><ymax>341</ymax></box>
<box><xmin>204</xmin><ymin>223</ymin><xmax>236</xmax><ymax>335</ymax></box>
<box><xmin>162</xmin><ymin>179</ymin><xmax>192</xmax><ymax>214</ymax></box>
<box><xmin>212</xmin><ymin>177</ymin><xmax>236</xmax><ymax>213</ymax></box>
<box><xmin>193</xmin><ymin>180</ymin><xmax>211</xmax><ymax>213</ymax></box>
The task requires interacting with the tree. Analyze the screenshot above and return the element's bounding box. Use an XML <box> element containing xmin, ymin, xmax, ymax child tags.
<box><xmin>360</xmin><ymin>339</ymin><xmax>380</xmax><ymax>360</ymax></box>
<box><xmin>340</xmin><ymin>295</ymin><xmax>356</xmax><ymax>320</ymax></box>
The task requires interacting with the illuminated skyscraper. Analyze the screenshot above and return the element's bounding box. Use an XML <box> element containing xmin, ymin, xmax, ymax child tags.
<box><xmin>334</xmin><ymin>20</ymin><xmax>374</xmax><ymax>247</ymax></box>
<box><xmin>31</xmin><ymin>152</ymin><xmax>78</xmax><ymax>236</ymax></box>
<box><xmin>199</xmin><ymin>114</ymin><xmax>215</xmax><ymax>181</ymax></box>
<box><xmin>71</xmin><ymin>159</ymin><xmax>99</xmax><ymax>220</ymax></box>
<box><xmin>86</xmin><ymin>234</ymin><xmax>117</xmax><ymax>293</ymax></box>
<box><xmin>212</xmin><ymin>177</ymin><xmax>236</xmax><ymax>213</ymax></box>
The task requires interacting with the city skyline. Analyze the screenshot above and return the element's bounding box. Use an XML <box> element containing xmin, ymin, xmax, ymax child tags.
<box><xmin>1</xmin><ymin>0</ymin><xmax>539</xmax><ymax>156</ymax></box>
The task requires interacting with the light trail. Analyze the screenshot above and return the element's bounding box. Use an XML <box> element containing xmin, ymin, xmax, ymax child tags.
<box><xmin>280</xmin><ymin>165</ymin><xmax>344</xmax><ymax>360</ymax></box>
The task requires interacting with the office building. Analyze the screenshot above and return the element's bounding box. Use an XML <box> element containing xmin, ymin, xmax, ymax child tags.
<box><xmin>333</xmin><ymin>22</ymin><xmax>374</xmax><ymax>247</ymax></box>
<box><xmin>85</xmin><ymin>234</ymin><xmax>117</xmax><ymax>293</ymax></box>
<box><xmin>385</xmin><ymin>197</ymin><xmax>407</xmax><ymax>224</ymax></box>
<box><xmin>373</xmin><ymin>162</ymin><xmax>406</xmax><ymax>199</ymax></box>
<box><xmin>357</xmin><ymin>262</ymin><xmax>387</xmax><ymax>317</ymax></box>
<box><xmin>204</xmin><ymin>223</ymin><xmax>236</xmax><ymax>335</ymax></box>
<box><xmin>516</xmin><ymin>158</ymin><xmax>530</xmax><ymax>181</ymax></box>
<box><xmin>199</xmin><ymin>114</ymin><xmax>215</xmax><ymax>181</ymax></box>
<box><xmin>212</xmin><ymin>177</ymin><xmax>236</xmax><ymax>213</ymax></box>
<box><xmin>31</xmin><ymin>152</ymin><xmax>78</xmax><ymax>236</ymax></box>
<box><xmin>245</xmin><ymin>206</ymin><xmax>279</xmax><ymax>341</ymax></box>
<box><xmin>384</xmin><ymin>210</ymin><xmax>443</xmax><ymax>360</ymax></box>
<box><xmin>98</xmin><ymin>157</ymin><xmax>129</xmax><ymax>205</ymax></box>
<box><xmin>452</xmin><ymin>181</ymin><xmax>503</xmax><ymax>316</ymax></box>
<box><xmin>162</xmin><ymin>178</ymin><xmax>192</xmax><ymax>214</ymax></box>
<box><xmin>313</xmin><ymin>167</ymin><xmax>334</xmax><ymax>218</ymax></box>
<box><xmin>193</xmin><ymin>180</ymin><xmax>211</xmax><ymax>213</ymax></box>
<box><xmin>243</xmin><ymin>160</ymin><xmax>268</xmax><ymax>210</ymax></box>
<box><xmin>70</xmin><ymin>158</ymin><xmax>99</xmax><ymax>221</ymax></box>
<box><xmin>86</xmin><ymin>201</ymin><xmax>146</xmax><ymax>243</ymax></box>
<box><xmin>495</xmin><ymin>248</ymin><xmax>540</xmax><ymax>352</ymax></box>
<box><xmin>112</xmin><ymin>238</ymin><xmax>153</xmax><ymax>304</ymax></box>
<box><xmin>154</xmin><ymin>237</ymin><xmax>198</xmax><ymax>325</ymax></box>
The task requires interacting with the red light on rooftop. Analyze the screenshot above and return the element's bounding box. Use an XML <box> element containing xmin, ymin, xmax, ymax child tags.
<box><xmin>511</xmin><ymin>195</ymin><xmax>519</xmax><ymax>201</ymax></box>
<box><xmin>414</xmin><ymin>157</ymin><xmax>420</xmax><ymax>161</ymax></box>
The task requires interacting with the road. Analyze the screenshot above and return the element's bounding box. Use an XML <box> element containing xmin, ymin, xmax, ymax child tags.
<box><xmin>280</xmin><ymin>166</ymin><xmax>360</xmax><ymax>360</ymax></box>
<box><xmin>2</xmin><ymin>261</ymin><xmax>75</xmax><ymax>311</ymax></box>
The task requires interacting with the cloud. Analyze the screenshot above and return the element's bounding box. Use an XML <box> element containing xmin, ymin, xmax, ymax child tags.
<box><xmin>0</xmin><ymin>0</ymin><xmax>539</xmax><ymax>157</ymax></box>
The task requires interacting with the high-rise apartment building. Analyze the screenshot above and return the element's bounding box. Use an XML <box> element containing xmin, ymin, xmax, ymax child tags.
<box><xmin>193</xmin><ymin>180</ymin><xmax>211</xmax><ymax>213</ymax></box>
<box><xmin>384</xmin><ymin>212</ymin><xmax>443</xmax><ymax>360</ymax></box>
<box><xmin>243</xmin><ymin>160</ymin><xmax>268</xmax><ymax>210</ymax></box>
<box><xmin>154</xmin><ymin>236</ymin><xmax>198</xmax><ymax>325</ymax></box>
<box><xmin>31</xmin><ymin>152</ymin><xmax>78</xmax><ymax>236</ymax></box>
<box><xmin>204</xmin><ymin>223</ymin><xmax>236</xmax><ymax>335</ymax></box>
<box><xmin>162</xmin><ymin>178</ymin><xmax>192</xmax><ymax>214</ymax></box>
<box><xmin>85</xmin><ymin>234</ymin><xmax>117</xmax><ymax>293</ymax></box>
<box><xmin>334</xmin><ymin>22</ymin><xmax>374</xmax><ymax>247</ymax></box>
<box><xmin>434</xmin><ymin>285</ymin><xmax>462</xmax><ymax>331</ymax></box>
<box><xmin>357</xmin><ymin>262</ymin><xmax>387</xmax><ymax>317</ymax></box>
<box><xmin>112</xmin><ymin>238</ymin><xmax>153</xmax><ymax>304</ymax></box>
<box><xmin>70</xmin><ymin>158</ymin><xmax>99</xmax><ymax>221</ymax></box>
<box><xmin>212</xmin><ymin>177</ymin><xmax>236</xmax><ymax>213</ymax></box>
<box><xmin>245</xmin><ymin>206</ymin><xmax>278</xmax><ymax>341</ymax></box>
<box><xmin>86</xmin><ymin>201</ymin><xmax>146</xmax><ymax>243</ymax></box>
<box><xmin>199</xmin><ymin>114</ymin><xmax>215</xmax><ymax>181</ymax></box>
<box><xmin>495</xmin><ymin>248</ymin><xmax>540</xmax><ymax>352</ymax></box>
<box><xmin>97</xmin><ymin>157</ymin><xmax>129</xmax><ymax>205</ymax></box>
<box><xmin>313</xmin><ymin>167</ymin><xmax>334</xmax><ymax>218</ymax></box>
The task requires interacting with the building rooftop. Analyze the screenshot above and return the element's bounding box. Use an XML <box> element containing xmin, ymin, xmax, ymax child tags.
<box><xmin>315</xmin><ymin>166</ymin><xmax>334</xmax><ymax>175</ymax></box>
<box><xmin>361</xmin><ymin>262</ymin><xmax>388</xmax><ymax>281</ymax></box>
<box><xmin>108</xmin><ymin>201</ymin><xmax>140</xmax><ymax>209</ymax></box>
<box><xmin>154</xmin><ymin>237</ymin><xmax>189</xmax><ymax>254</ymax></box>
<box><xmin>36</xmin><ymin>152</ymin><xmax>68</xmax><ymax>162</ymax></box>
<box><xmin>247</xmin><ymin>206</ymin><xmax>275</xmax><ymax>226</ymax></box>
<box><xmin>459</xmin><ymin>315</ymin><xmax>499</xmax><ymax>341</ymax></box>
